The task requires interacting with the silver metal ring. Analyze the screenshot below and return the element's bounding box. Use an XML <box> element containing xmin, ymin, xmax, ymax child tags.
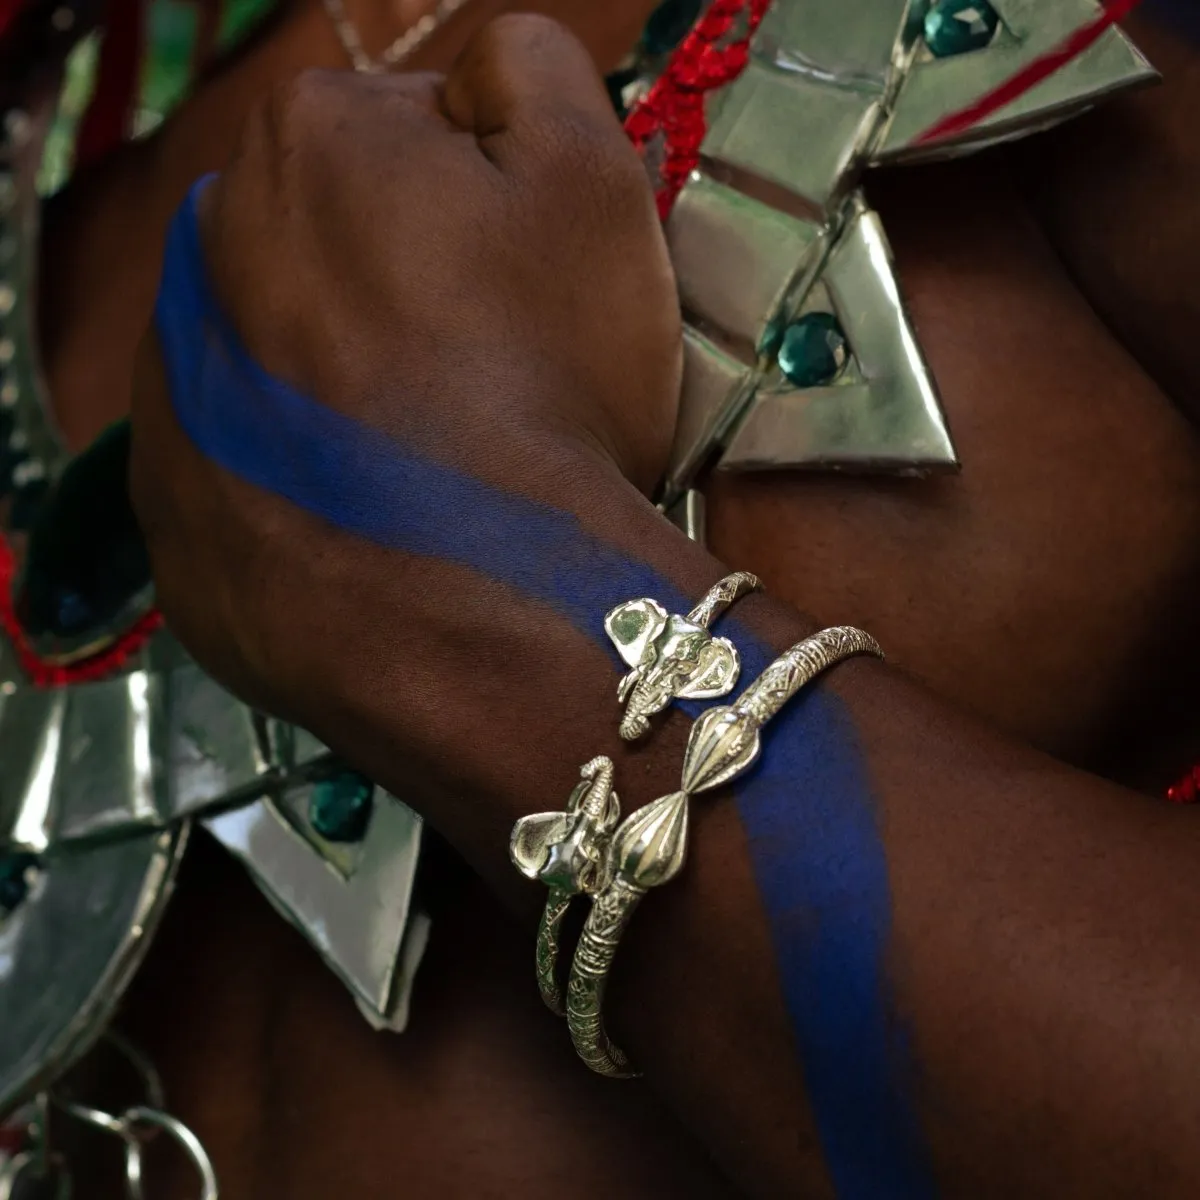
<box><xmin>123</xmin><ymin>1107</ymin><xmax>218</xmax><ymax>1200</ymax></box>
<box><xmin>56</xmin><ymin>1098</ymin><xmax>218</xmax><ymax>1200</ymax></box>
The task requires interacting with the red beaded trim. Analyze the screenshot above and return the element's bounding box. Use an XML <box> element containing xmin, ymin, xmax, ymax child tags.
<box><xmin>0</xmin><ymin>535</ymin><xmax>162</xmax><ymax>687</ymax></box>
<box><xmin>623</xmin><ymin>0</ymin><xmax>771</xmax><ymax>221</ymax></box>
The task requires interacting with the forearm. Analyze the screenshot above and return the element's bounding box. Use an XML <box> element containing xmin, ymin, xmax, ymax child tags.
<box><xmin>134</xmin><ymin>28</ymin><xmax>1200</xmax><ymax>1191</ymax></box>
<box><xmin>306</xmin><ymin>481</ymin><xmax>1200</xmax><ymax>1198</ymax></box>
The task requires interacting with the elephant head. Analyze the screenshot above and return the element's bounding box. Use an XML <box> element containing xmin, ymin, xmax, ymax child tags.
<box><xmin>604</xmin><ymin>598</ymin><xmax>741</xmax><ymax>740</ymax></box>
<box><xmin>509</xmin><ymin>757</ymin><xmax>620</xmax><ymax>896</ymax></box>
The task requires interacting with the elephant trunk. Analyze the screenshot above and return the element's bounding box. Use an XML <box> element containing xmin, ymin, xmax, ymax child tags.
<box><xmin>579</xmin><ymin>756</ymin><xmax>615</xmax><ymax>819</ymax></box>
<box><xmin>619</xmin><ymin>678</ymin><xmax>658</xmax><ymax>740</ymax></box>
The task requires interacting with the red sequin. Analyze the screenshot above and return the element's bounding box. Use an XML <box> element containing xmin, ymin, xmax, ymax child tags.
<box><xmin>624</xmin><ymin>0</ymin><xmax>770</xmax><ymax>221</ymax></box>
<box><xmin>0</xmin><ymin>1120</ymin><xmax>27</xmax><ymax>1155</ymax></box>
<box><xmin>1168</xmin><ymin>765</ymin><xmax>1200</xmax><ymax>806</ymax></box>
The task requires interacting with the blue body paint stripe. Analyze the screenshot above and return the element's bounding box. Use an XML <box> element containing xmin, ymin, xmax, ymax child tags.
<box><xmin>155</xmin><ymin>181</ymin><xmax>935</xmax><ymax>1197</ymax></box>
<box><xmin>155</xmin><ymin>181</ymin><xmax>695</xmax><ymax>632</ymax></box>
<box><xmin>739</xmin><ymin>691</ymin><xmax>935</xmax><ymax>1197</ymax></box>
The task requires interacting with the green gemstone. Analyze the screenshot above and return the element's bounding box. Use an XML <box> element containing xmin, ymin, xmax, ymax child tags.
<box><xmin>777</xmin><ymin>313</ymin><xmax>849</xmax><ymax>388</ymax></box>
<box><xmin>924</xmin><ymin>0</ymin><xmax>1000</xmax><ymax>57</ymax></box>
<box><xmin>309</xmin><ymin>771</ymin><xmax>375</xmax><ymax>843</ymax></box>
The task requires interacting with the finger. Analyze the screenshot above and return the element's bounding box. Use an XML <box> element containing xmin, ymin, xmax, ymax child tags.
<box><xmin>440</xmin><ymin>13</ymin><xmax>628</xmax><ymax>169</ymax></box>
<box><xmin>342</xmin><ymin>67</ymin><xmax>450</xmax><ymax>118</ymax></box>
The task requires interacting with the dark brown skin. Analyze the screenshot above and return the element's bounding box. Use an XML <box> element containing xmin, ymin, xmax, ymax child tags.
<box><xmin>710</xmin><ymin>7</ymin><xmax>1200</xmax><ymax>780</ymax></box>
<box><xmin>37</xmin><ymin>0</ymin><xmax>662</xmax><ymax>450</ymax></box>
<box><xmin>114</xmin><ymin>14</ymin><xmax>1200</xmax><ymax>1200</ymax></box>
<box><xmin>1024</xmin><ymin>13</ymin><xmax>1200</xmax><ymax>425</ymax></box>
<box><xmin>40</xmin><ymin>1</ymin><xmax>1200</xmax><ymax>781</ymax></box>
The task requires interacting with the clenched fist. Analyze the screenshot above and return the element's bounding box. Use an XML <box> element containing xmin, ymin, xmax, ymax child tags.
<box><xmin>131</xmin><ymin>14</ymin><xmax>686</xmax><ymax>738</ymax></box>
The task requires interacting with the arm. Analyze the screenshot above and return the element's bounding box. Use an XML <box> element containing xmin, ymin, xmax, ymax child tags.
<box><xmin>130</xmin><ymin>19</ymin><xmax>1200</xmax><ymax>1195</ymax></box>
<box><xmin>1023</xmin><ymin>11</ymin><xmax>1200</xmax><ymax>421</ymax></box>
<box><xmin>292</xmin><ymin>474</ymin><xmax>1200</xmax><ymax>1199</ymax></box>
<box><xmin>42</xmin><ymin>0</ymin><xmax>1200</xmax><ymax>788</ymax></box>
<box><xmin>139</xmin><ymin>302</ymin><xmax>1200</xmax><ymax>1193</ymax></box>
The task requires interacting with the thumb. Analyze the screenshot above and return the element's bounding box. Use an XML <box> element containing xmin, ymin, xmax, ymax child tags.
<box><xmin>440</xmin><ymin>13</ymin><xmax>631</xmax><ymax>175</ymax></box>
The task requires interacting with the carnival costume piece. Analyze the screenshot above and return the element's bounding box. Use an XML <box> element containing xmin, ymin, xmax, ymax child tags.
<box><xmin>625</xmin><ymin>0</ymin><xmax>1154</xmax><ymax>537</ymax></box>
<box><xmin>0</xmin><ymin>0</ymin><xmax>1156</xmax><ymax>1191</ymax></box>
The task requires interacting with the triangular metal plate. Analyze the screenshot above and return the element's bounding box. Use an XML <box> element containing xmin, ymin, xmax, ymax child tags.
<box><xmin>719</xmin><ymin>199</ymin><xmax>957</xmax><ymax>472</ymax></box>
<box><xmin>204</xmin><ymin>784</ymin><xmax>426</xmax><ymax>1031</ymax></box>
<box><xmin>877</xmin><ymin>0</ymin><xmax>1157</xmax><ymax>162</ymax></box>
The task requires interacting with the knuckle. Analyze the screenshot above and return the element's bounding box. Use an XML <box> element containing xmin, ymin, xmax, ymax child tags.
<box><xmin>261</xmin><ymin>68</ymin><xmax>346</xmax><ymax>157</ymax></box>
<box><xmin>536</xmin><ymin>116</ymin><xmax>652</xmax><ymax>224</ymax></box>
<box><xmin>473</xmin><ymin>11</ymin><xmax>566</xmax><ymax>62</ymax></box>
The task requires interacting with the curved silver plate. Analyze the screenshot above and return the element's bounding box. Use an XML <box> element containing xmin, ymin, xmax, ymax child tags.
<box><xmin>0</xmin><ymin>824</ymin><xmax>186</xmax><ymax>1114</ymax></box>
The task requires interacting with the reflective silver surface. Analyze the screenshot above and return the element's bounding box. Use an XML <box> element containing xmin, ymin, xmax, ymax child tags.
<box><xmin>0</xmin><ymin>650</ymin><xmax>268</xmax><ymax>854</ymax></box>
<box><xmin>668</xmin><ymin>172</ymin><xmax>820</xmax><ymax>355</ymax></box>
<box><xmin>703</xmin><ymin>61</ymin><xmax>881</xmax><ymax>214</ymax></box>
<box><xmin>720</xmin><ymin>200</ymin><xmax>955</xmax><ymax>471</ymax></box>
<box><xmin>605</xmin><ymin>572</ymin><xmax>759</xmax><ymax>740</ymax></box>
<box><xmin>0</xmin><ymin>826</ymin><xmax>186</xmax><ymax>1114</ymax></box>
<box><xmin>878</xmin><ymin>1</ymin><xmax>1156</xmax><ymax>161</ymax></box>
<box><xmin>662</xmin><ymin>489</ymin><xmax>706</xmax><ymax>543</ymax></box>
<box><xmin>668</xmin><ymin>328</ymin><xmax>753</xmax><ymax>489</ymax></box>
<box><xmin>205</xmin><ymin>785</ymin><xmax>426</xmax><ymax>1031</ymax></box>
<box><xmin>753</xmin><ymin>0</ymin><xmax>915</xmax><ymax>83</ymax></box>
<box><xmin>663</xmin><ymin>0</ymin><xmax>1151</xmax><ymax>497</ymax></box>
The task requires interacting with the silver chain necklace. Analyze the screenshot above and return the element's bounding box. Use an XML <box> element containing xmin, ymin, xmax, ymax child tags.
<box><xmin>322</xmin><ymin>0</ymin><xmax>470</xmax><ymax>73</ymax></box>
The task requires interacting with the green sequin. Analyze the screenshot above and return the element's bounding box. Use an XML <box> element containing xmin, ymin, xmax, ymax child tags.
<box><xmin>924</xmin><ymin>0</ymin><xmax>1000</xmax><ymax>58</ymax></box>
<box><xmin>309</xmin><ymin>772</ymin><xmax>375</xmax><ymax>844</ymax></box>
<box><xmin>777</xmin><ymin>313</ymin><xmax>849</xmax><ymax>388</ymax></box>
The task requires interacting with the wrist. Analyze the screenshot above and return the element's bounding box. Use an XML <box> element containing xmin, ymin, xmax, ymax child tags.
<box><xmin>310</xmin><ymin>468</ymin><xmax>810</xmax><ymax>902</ymax></box>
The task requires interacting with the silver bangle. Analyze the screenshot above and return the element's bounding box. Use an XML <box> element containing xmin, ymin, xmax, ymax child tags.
<box><xmin>510</xmin><ymin>573</ymin><xmax>761</xmax><ymax>1016</ymax></box>
<box><xmin>509</xmin><ymin>757</ymin><xmax>620</xmax><ymax>1016</ymax></box>
<box><xmin>605</xmin><ymin>571</ymin><xmax>761</xmax><ymax>740</ymax></box>
<box><xmin>566</xmin><ymin>626</ymin><xmax>884</xmax><ymax>1077</ymax></box>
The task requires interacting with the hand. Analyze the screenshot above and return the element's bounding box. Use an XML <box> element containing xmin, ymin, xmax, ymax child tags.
<box><xmin>38</xmin><ymin>0</ymin><xmax>664</xmax><ymax>450</ymax></box>
<box><xmin>131</xmin><ymin>14</ymin><xmax>683</xmax><ymax>732</ymax></box>
<box><xmin>192</xmin><ymin>24</ymin><xmax>679</xmax><ymax>492</ymax></box>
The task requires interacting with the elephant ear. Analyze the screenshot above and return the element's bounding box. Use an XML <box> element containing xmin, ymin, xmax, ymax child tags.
<box><xmin>676</xmin><ymin>637</ymin><xmax>741</xmax><ymax>700</ymax></box>
<box><xmin>604</xmin><ymin>598</ymin><xmax>669</xmax><ymax>669</ymax></box>
<box><xmin>509</xmin><ymin>811</ymin><xmax>573</xmax><ymax>880</ymax></box>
